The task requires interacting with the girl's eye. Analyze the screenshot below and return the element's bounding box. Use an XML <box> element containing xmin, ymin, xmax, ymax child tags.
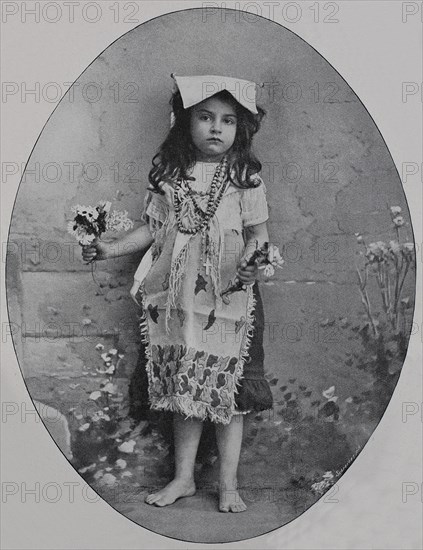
<box><xmin>224</xmin><ymin>119</ymin><xmax>235</xmax><ymax>125</ymax></box>
<box><xmin>199</xmin><ymin>114</ymin><xmax>210</xmax><ymax>121</ymax></box>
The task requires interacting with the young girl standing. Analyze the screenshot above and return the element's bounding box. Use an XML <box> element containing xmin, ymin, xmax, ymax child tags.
<box><xmin>82</xmin><ymin>74</ymin><xmax>273</xmax><ymax>513</ymax></box>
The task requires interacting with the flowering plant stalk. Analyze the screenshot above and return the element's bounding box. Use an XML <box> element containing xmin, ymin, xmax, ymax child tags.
<box><xmin>221</xmin><ymin>241</ymin><xmax>284</xmax><ymax>298</ymax></box>
<box><xmin>355</xmin><ymin>206</ymin><xmax>415</xmax><ymax>337</ymax></box>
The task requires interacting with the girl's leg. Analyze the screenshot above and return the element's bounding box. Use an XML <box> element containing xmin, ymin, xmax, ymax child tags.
<box><xmin>145</xmin><ymin>413</ymin><xmax>203</xmax><ymax>506</ymax></box>
<box><xmin>215</xmin><ymin>414</ymin><xmax>247</xmax><ymax>513</ymax></box>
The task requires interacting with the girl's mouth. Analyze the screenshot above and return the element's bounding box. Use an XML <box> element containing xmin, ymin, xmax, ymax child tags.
<box><xmin>207</xmin><ymin>138</ymin><xmax>222</xmax><ymax>143</ymax></box>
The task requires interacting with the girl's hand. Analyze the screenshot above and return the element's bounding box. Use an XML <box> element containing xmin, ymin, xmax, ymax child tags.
<box><xmin>81</xmin><ymin>240</ymin><xmax>110</xmax><ymax>263</ymax></box>
<box><xmin>236</xmin><ymin>253</ymin><xmax>258</xmax><ymax>286</ymax></box>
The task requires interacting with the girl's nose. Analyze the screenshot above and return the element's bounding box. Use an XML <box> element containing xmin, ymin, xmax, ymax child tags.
<box><xmin>211</xmin><ymin>119</ymin><xmax>222</xmax><ymax>133</ymax></box>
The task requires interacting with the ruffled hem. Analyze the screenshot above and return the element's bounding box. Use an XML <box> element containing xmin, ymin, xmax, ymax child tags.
<box><xmin>235</xmin><ymin>378</ymin><xmax>274</xmax><ymax>412</ymax></box>
<box><xmin>149</xmin><ymin>396</ymin><xmax>236</xmax><ymax>425</ymax></box>
<box><xmin>128</xmin><ymin>353</ymin><xmax>274</xmax><ymax>423</ymax></box>
<box><xmin>128</xmin><ymin>374</ymin><xmax>274</xmax><ymax>421</ymax></box>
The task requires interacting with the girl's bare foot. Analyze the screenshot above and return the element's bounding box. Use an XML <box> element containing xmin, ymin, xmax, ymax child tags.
<box><xmin>219</xmin><ymin>480</ymin><xmax>247</xmax><ymax>513</ymax></box>
<box><xmin>145</xmin><ymin>478</ymin><xmax>196</xmax><ymax>507</ymax></box>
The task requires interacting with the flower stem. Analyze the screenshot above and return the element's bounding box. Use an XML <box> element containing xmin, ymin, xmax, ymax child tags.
<box><xmin>355</xmin><ymin>265</ymin><xmax>379</xmax><ymax>338</ymax></box>
<box><xmin>90</xmin><ymin>261</ymin><xmax>104</xmax><ymax>295</ymax></box>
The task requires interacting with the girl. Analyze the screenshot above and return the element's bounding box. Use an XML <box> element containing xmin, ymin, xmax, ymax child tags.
<box><xmin>82</xmin><ymin>74</ymin><xmax>273</xmax><ymax>513</ymax></box>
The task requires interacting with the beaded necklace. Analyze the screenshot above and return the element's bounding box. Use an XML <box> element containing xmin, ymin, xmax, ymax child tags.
<box><xmin>173</xmin><ymin>156</ymin><xmax>228</xmax><ymax>275</ymax></box>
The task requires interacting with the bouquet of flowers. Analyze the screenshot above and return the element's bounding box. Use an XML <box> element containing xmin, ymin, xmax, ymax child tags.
<box><xmin>221</xmin><ymin>241</ymin><xmax>284</xmax><ymax>298</ymax></box>
<box><xmin>67</xmin><ymin>201</ymin><xmax>133</xmax><ymax>249</ymax></box>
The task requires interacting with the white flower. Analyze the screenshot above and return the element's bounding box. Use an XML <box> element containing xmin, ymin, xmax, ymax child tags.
<box><xmin>102</xmin><ymin>382</ymin><xmax>117</xmax><ymax>395</ymax></box>
<box><xmin>390</xmin><ymin>206</ymin><xmax>402</xmax><ymax>215</ymax></box>
<box><xmin>83</xmin><ymin>206</ymin><xmax>98</xmax><ymax>219</ymax></box>
<box><xmin>118</xmin><ymin>440</ymin><xmax>136</xmax><ymax>454</ymax></box>
<box><xmin>366</xmin><ymin>241</ymin><xmax>388</xmax><ymax>263</ymax></box>
<box><xmin>108</xmin><ymin>348</ymin><xmax>118</xmax><ymax>355</ymax></box>
<box><xmin>95</xmin><ymin>343</ymin><xmax>104</xmax><ymax>351</ymax></box>
<box><xmin>311</xmin><ymin>481</ymin><xmax>327</xmax><ymax>494</ymax></box>
<box><xmin>263</xmin><ymin>264</ymin><xmax>275</xmax><ymax>277</ymax></box>
<box><xmin>67</xmin><ymin>220</ymin><xmax>76</xmax><ymax>234</ymax></box>
<box><xmin>89</xmin><ymin>391</ymin><xmax>102</xmax><ymax>401</ymax></box>
<box><xmin>67</xmin><ymin>221</ymin><xmax>96</xmax><ymax>246</ymax></box>
<box><xmin>101</xmin><ymin>352</ymin><xmax>111</xmax><ymax>362</ymax></box>
<box><xmin>269</xmin><ymin>244</ymin><xmax>284</xmax><ymax>266</ymax></box>
<box><xmin>115</xmin><ymin>459</ymin><xmax>127</xmax><ymax>469</ymax></box>
<box><xmin>273</xmin><ymin>248</ymin><xmax>283</xmax><ymax>261</ymax></box>
<box><xmin>402</xmin><ymin>242</ymin><xmax>415</xmax><ymax>261</ymax></box>
<box><xmin>73</xmin><ymin>205</ymin><xmax>99</xmax><ymax>220</ymax></box>
<box><xmin>322</xmin><ymin>386</ymin><xmax>336</xmax><ymax>400</ymax></box>
<box><xmin>322</xmin><ymin>388</ymin><xmax>339</xmax><ymax>403</ymax></box>
<box><xmin>375</xmin><ymin>241</ymin><xmax>388</xmax><ymax>252</ymax></box>
<box><xmin>99</xmin><ymin>473</ymin><xmax>117</xmax><ymax>487</ymax></box>
<box><xmin>90</xmin><ymin>207</ymin><xmax>99</xmax><ymax>220</ymax></box>
<box><xmin>392</xmin><ymin>216</ymin><xmax>404</xmax><ymax>227</ymax></box>
<box><xmin>92</xmin><ymin>411</ymin><xmax>111</xmax><ymax>422</ymax></box>
<box><xmin>106</xmin><ymin>210</ymin><xmax>134</xmax><ymax>233</ymax></box>
<box><xmin>388</xmin><ymin>240</ymin><xmax>401</xmax><ymax>254</ymax></box>
<box><xmin>78</xmin><ymin>423</ymin><xmax>90</xmax><ymax>432</ymax></box>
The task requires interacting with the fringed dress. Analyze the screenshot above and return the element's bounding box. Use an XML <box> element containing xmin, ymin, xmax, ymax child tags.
<box><xmin>134</xmin><ymin>161</ymin><xmax>273</xmax><ymax>425</ymax></box>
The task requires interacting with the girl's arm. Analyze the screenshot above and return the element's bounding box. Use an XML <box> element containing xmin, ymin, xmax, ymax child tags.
<box><xmin>242</xmin><ymin>221</ymin><xmax>270</xmax><ymax>258</ymax></box>
<box><xmin>237</xmin><ymin>221</ymin><xmax>270</xmax><ymax>285</ymax></box>
<box><xmin>81</xmin><ymin>224</ymin><xmax>154</xmax><ymax>262</ymax></box>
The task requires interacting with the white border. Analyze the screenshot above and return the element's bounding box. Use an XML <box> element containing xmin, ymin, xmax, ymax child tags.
<box><xmin>1</xmin><ymin>2</ymin><xmax>422</xmax><ymax>549</ymax></box>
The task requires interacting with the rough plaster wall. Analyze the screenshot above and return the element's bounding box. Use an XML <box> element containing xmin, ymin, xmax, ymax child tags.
<box><xmin>7</xmin><ymin>10</ymin><xmax>414</xmax><ymax>422</ymax></box>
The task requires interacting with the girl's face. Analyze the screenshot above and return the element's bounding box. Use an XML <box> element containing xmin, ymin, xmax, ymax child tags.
<box><xmin>190</xmin><ymin>96</ymin><xmax>237</xmax><ymax>162</ymax></box>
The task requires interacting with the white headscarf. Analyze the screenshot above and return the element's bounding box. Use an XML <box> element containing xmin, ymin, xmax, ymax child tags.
<box><xmin>169</xmin><ymin>74</ymin><xmax>261</xmax><ymax>127</ymax></box>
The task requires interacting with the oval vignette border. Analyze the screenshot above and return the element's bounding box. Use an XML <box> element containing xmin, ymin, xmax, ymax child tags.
<box><xmin>4</xmin><ymin>6</ymin><xmax>418</xmax><ymax>545</ymax></box>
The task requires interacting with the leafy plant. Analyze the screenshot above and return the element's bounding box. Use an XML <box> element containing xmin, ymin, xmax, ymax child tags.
<box><xmin>355</xmin><ymin>206</ymin><xmax>415</xmax><ymax>337</ymax></box>
<box><xmin>69</xmin><ymin>344</ymin><xmax>169</xmax><ymax>489</ymax></box>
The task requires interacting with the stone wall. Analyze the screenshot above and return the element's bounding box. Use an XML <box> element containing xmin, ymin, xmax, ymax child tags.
<box><xmin>6</xmin><ymin>10</ymin><xmax>414</xmax><ymax>432</ymax></box>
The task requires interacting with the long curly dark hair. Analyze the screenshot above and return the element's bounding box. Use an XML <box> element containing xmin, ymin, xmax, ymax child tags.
<box><xmin>148</xmin><ymin>89</ymin><xmax>266</xmax><ymax>195</ymax></box>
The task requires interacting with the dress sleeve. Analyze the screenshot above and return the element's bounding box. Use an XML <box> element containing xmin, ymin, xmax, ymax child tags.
<box><xmin>141</xmin><ymin>189</ymin><xmax>169</xmax><ymax>235</ymax></box>
<box><xmin>240</xmin><ymin>176</ymin><xmax>269</xmax><ymax>227</ymax></box>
